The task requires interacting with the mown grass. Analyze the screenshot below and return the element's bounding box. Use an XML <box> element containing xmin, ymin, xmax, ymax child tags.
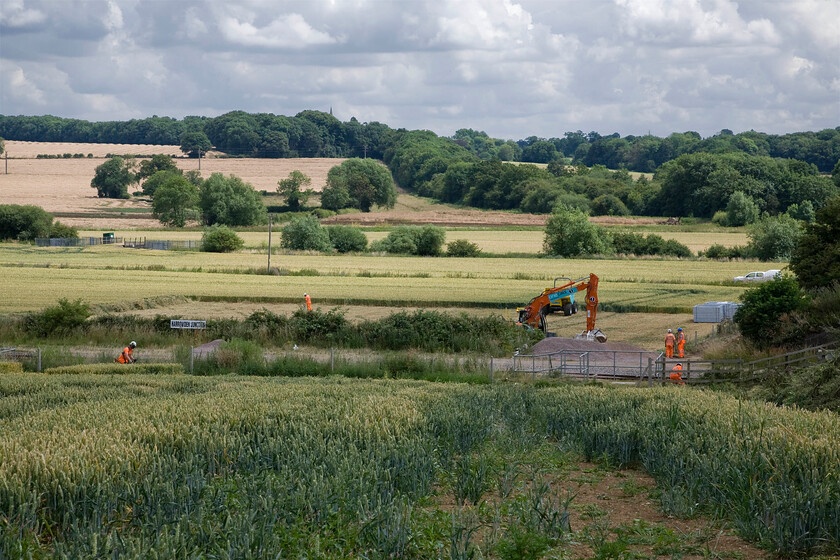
<box><xmin>0</xmin><ymin>375</ymin><xmax>836</xmax><ymax>557</ymax></box>
<box><xmin>0</xmin><ymin>264</ymin><xmax>746</xmax><ymax>315</ymax></box>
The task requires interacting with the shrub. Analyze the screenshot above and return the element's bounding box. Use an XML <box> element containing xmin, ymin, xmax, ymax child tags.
<box><xmin>446</xmin><ymin>239</ymin><xmax>482</xmax><ymax>257</ymax></box>
<box><xmin>747</xmin><ymin>214</ymin><xmax>802</xmax><ymax>261</ymax></box>
<box><xmin>590</xmin><ymin>194</ymin><xmax>630</xmax><ymax>216</ymax></box>
<box><xmin>712</xmin><ymin>210</ymin><xmax>729</xmax><ymax>227</ymax></box>
<box><xmin>199</xmin><ymin>173</ymin><xmax>267</xmax><ymax>226</ymax></box>
<box><xmin>310</xmin><ymin>208</ymin><xmax>335</xmax><ymax>219</ymax></box>
<box><xmin>281</xmin><ymin>215</ymin><xmax>333</xmax><ymax>252</ymax></box>
<box><xmin>0</xmin><ymin>204</ymin><xmax>53</xmax><ymax>241</ymax></box>
<box><xmin>786</xmin><ymin>200</ymin><xmax>815</xmax><ymax>223</ymax></box>
<box><xmin>790</xmin><ymin>196</ymin><xmax>840</xmax><ymax>290</ymax></box>
<box><xmin>49</xmin><ymin>221</ymin><xmax>79</xmax><ymax>239</ymax></box>
<box><xmin>326</xmin><ymin>225</ymin><xmax>368</xmax><ymax>253</ymax></box>
<box><xmin>371</xmin><ymin>225</ymin><xmax>446</xmax><ymax>256</ymax></box>
<box><xmin>90</xmin><ymin>156</ymin><xmax>134</xmax><ymax>199</ymax></box>
<box><xmin>415</xmin><ymin>225</ymin><xmax>446</xmax><ymax>256</ymax></box>
<box><xmin>724</xmin><ymin>191</ymin><xmax>760</xmax><ymax>227</ymax></box>
<box><xmin>290</xmin><ymin>308</ymin><xmax>350</xmax><ymax>343</ymax></box>
<box><xmin>543</xmin><ymin>206</ymin><xmax>612</xmax><ymax>257</ymax></box>
<box><xmin>201</xmin><ymin>225</ymin><xmax>244</xmax><ymax>253</ymax></box>
<box><xmin>733</xmin><ymin>276</ymin><xmax>808</xmax><ymax>346</ymax></box>
<box><xmin>24</xmin><ymin>298</ymin><xmax>90</xmax><ymax>338</ymax></box>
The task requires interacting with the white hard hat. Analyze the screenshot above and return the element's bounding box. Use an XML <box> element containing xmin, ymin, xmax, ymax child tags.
<box><xmin>130</xmin><ymin>341</ymin><xmax>137</xmax><ymax>347</ymax></box>
<box><xmin>667</xmin><ymin>329</ymin><xmax>672</xmax><ymax>333</ymax></box>
<box><xmin>303</xmin><ymin>293</ymin><xmax>307</xmax><ymax>296</ymax></box>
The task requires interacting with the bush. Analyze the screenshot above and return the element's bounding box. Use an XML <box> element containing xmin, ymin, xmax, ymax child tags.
<box><xmin>281</xmin><ymin>215</ymin><xmax>333</xmax><ymax>252</ymax></box>
<box><xmin>590</xmin><ymin>194</ymin><xmax>630</xmax><ymax>216</ymax></box>
<box><xmin>786</xmin><ymin>200</ymin><xmax>815</xmax><ymax>223</ymax></box>
<box><xmin>24</xmin><ymin>299</ymin><xmax>91</xmax><ymax>338</ymax></box>
<box><xmin>322</xmin><ymin>158</ymin><xmax>397</xmax><ymax>212</ymax></box>
<box><xmin>290</xmin><ymin>308</ymin><xmax>350</xmax><ymax>343</ymax></box>
<box><xmin>326</xmin><ymin>225</ymin><xmax>367</xmax><ymax>253</ymax></box>
<box><xmin>201</xmin><ymin>225</ymin><xmax>244</xmax><ymax>253</ymax></box>
<box><xmin>446</xmin><ymin>239</ymin><xmax>482</xmax><ymax>257</ymax></box>
<box><xmin>733</xmin><ymin>276</ymin><xmax>808</xmax><ymax>346</ymax></box>
<box><xmin>199</xmin><ymin>173</ymin><xmax>267</xmax><ymax>226</ymax></box>
<box><xmin>310</xmin><ymin>208</ymin><xmax>335</xmax><ymax>219</ymax></box>
<box><xmin>790</xmin><ymin>196</ymin><xmax>840</xmax><ymax>290</ymax></box>
<box><xmin>543</xmin><ymin>206</ymin><xmax>612</xmax><ymax>257</ymax></box>
<box><xmin>371</xmin><ymin>225</ymin><xmax>446</xmax><ymax>256</ymax></box>
<box><xmin>724</xmin><ymin>191</ymin><xmax>760</xmax><ymax>227</ymax></box>
<box><xmin>49</xmin><ymin>221</ymin><xmax>79</xmax><ymax>239</ymax></box>
<box><xmin>712</xmin><ymin>210</ymin><xmax>729</xmax><ymax>227</ymax></box>
<box><xmin>747</xmin><ymin>214</ymin><xmax>802</xmax><ymax>261</ymax></box>
<box><xmin>0</xmin><ymin>204</ymin><xmax>53</xmax><ymax>240</ymax></box>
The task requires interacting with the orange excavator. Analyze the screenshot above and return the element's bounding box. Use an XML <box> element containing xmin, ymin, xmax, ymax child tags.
<box><xmin>517</xmin><ymin>273</ymin><xmax>607</xmax><ymax>342</ymax></box>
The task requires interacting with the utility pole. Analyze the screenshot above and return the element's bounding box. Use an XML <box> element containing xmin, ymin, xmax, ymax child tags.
<box><xmin>198</xmin><ymin>149</ymin><xmax>201</xmax><ymax>171</ymax></box>
<box><xmin>363</xmin><ymin>144</ymin><xmax>367</xmax><ymax>159</ymax></box>
<box><xmin>267</xmin><ymin>214</ymin><xmax>272</xmax><ymax>274</ymax></box>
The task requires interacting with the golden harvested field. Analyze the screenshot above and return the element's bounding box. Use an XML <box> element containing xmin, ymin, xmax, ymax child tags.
<box><xmin>0</xmin><ymin>141</ymin><xmax>344</xmax><ymax>223</ymax></box>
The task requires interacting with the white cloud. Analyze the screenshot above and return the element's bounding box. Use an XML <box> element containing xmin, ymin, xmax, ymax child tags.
<box><xmin>0</xmin><ymin>0</ymin><xmax>46</xmax><ymax>28</ymax></box>
<box><xmin>3</xmin><ymin>64</ymin><xmax>46</xmax><ymax>105</ymax></box>
<box><xmin>217</xmin><ymin>12</ymin><xmax>338</xmax><ymax>48</ymax></box>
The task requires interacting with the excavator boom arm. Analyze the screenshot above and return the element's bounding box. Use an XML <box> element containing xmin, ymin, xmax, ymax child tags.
<box><xmin>518</xmin><ymin>273</ymin><xmax>604</xmax><ymax>341</ymax></box>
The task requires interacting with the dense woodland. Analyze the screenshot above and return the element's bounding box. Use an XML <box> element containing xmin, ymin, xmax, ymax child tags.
<box><xmin>1</xmin><ymin>112</ymin><xmax>838</xmax><ymax>219</ymax></box>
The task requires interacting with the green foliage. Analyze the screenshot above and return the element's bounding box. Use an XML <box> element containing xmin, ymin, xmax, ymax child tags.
<box><xmin>0</xmin><ymin>362</ymin><xmax>23</xmax><ymax>373</ymax></box>
<box><xmin>322</xmin><ymin>158</ymin><xmax>397</xmax><ymax>212</ymax></box>
<box><xmin>790</xmin><ymin>196</ymin><xmax>840</xmax><ymax>290</ymax></box>
<box><xmin>276</xmin><ymin>170</ymin><xmax>314</xmax><ymax>211</ymax></box>
<box><xmin>199</xmin><ymin>173</ymin><xmax>267</xmax><ymax>226</ymax></box>
<box><xmin>24</xmin><ymin>298</ymin><xmax>90</xmax><ymax>337</ymax></box>
<box><xmin>0</xmin><ymin>204</ymin><xmax>54</xmax><ymax>241</ymax></box>
<box><xmin>612</xmin><ymin>233</ymin><xmax>692</xmax><ymax>257</ymax></box>
<box><xmin>49</xmin><ymin>221</ymin><xmax>78</xmax><ymax>239</ymax></box>
<box><xmin>91</xmin><ymin>156</ymin><xmax>135</xmax><ymax>198</ymax></box>
<box><xmin>446</xmin><ymin>239</ymin><xmax>482</xmax><ymax>257</ymax></box>
<box><xmin>734</xmin><ymin>276</ymin><xmax>808</xmax><ymax>346</ymax></box>
<box><xmin>201</xmin><ymin>225</ymin><xmax>244</xmax><ymax>253</ymax></box>
<box><xmin>655</xmin><ymin>152</ymin><xmax>839</xmax><ymax>218</ymax></box>
<box><xmin>141</xmin><ymin>170</ymin><xmax>183</xmax><ymax>197</ymax></box>
<box><xmin>281</xmin><ymin>215</ymin><xmax>333</xmax><ymax>252</ymax></box>
<box><xmin>748</xmin><ymin>356</ymin><xmax>840</xmax><ymax>412</ymax></box>
<box><xmin>724</xmin><ymin>191</ymin><xmax>760</xmax><ymax>226</ymax></box>
<box><xmin>152</xmin><ymin>176</ymin><xmax>199</xmax><ymax>227</ymax></box>
<box><xmin>702</xmin><ymin>244</ymin><xmax>751</xmax><ymax>259</ymax></box>
<box><xmin>747</xmin><ymin>214</ymin><xmax>802</xmax><ymax>261</ymax></box>
<box><xmin>590</xmin><ymin>194</ymin><xmax>630</xmax><ymax>216</ymax></box>
<box><xmin>180</xmin><ymin>130</ymin><xmax>212</xmax><ymax>157</ymax></box>
<box><xmin>136</xmin><ymin>154</ymin><xmax>179</xmax><ymax>182</ymax></box>
<box><xmin>543</xmin><ymin>206</ymin><xmax>612</xmax><ymax>257</ymax></box>
<box><xmin>370</xmin><ymin>225</ymin><xmax>446</xmax><ymax>256</ymax></box>
<box><xmin>786</xmin><ymin>200</ymin><xmax>815</xmax><ymax>223</ymax></box>
<box><xmin>326</xmin><ymin>225</ymin><xmax>367</xmax><ymax>253</ymax></box>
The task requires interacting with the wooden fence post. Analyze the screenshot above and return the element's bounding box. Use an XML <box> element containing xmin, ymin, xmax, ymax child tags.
<box><xmin>489</xmin><ymin>357</ymin><xmax>494</xmax><ymax>383</ymax></box>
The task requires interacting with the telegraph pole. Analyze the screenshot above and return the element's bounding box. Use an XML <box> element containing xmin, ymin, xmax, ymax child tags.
<box><xmin>267</xmin><ymin>214</ymin><xmax>272</xmax><ymax>274</ymax></box>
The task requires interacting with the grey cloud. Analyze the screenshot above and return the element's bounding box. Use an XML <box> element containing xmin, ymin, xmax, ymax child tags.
<box><xmin>0</xmin><ymin>0</ymin><xmax>837</xmax><ymax>139</ymax></box>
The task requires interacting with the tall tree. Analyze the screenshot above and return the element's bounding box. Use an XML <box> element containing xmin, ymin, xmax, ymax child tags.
<box><xmin>199</xmin><ymin>173</ymin><xmax>267</xmax><ymax>226</ymax></box>
<box><xmin>790</xmin><ymin>196</ymin><xmax>840</xmax><ymax>290</ymax></box>
<box><xmin>152</xmin><ymin>177</ymin><xmax>199</xmax><ymax>227</ymax></box>
<box><xmin>277</xmin><ymin>170</ymin><xmax>314</xmax><ymax>211</ymax></box>
<box><xmin>91</xmin><ymin>157</ymin><xmax>135</xmax><ymax>199</ymax></box>
<box><xmin>180</xmin><ymin>130</ymin><xmax>212</xmax><ymax>157</ymax></box>
<box><xmin>322</xmin><ymin>159</ymin><xmax>396</xmax><ymax>212</ymax></box>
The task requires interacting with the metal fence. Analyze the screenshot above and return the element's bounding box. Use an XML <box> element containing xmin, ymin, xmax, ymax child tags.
<box><xmin>36</xmin><ymin>237</ymin><xmax>123</xmax><ymax>247</ymax></box>
<box><xmin>513</xmin><ymin>348</ymin><xmax>661</xmax><ymax>381</ymax></box>
<box><xmin>123</xmin><ymin>237</ymin><xmax>201</xmax><ymax>250</ymax></box>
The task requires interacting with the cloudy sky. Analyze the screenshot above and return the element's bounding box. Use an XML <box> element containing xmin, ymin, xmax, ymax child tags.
<box><xmin>1</xmin><ymin>0</ymin><xmax>838</xmax><ymax>140</ymax></box>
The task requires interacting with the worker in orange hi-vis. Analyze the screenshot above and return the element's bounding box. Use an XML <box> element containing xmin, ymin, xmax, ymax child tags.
<box><xmin>676</xmin><ymin>327</ymin><xmax>686</xmax><ymax>358</ymax></box>
<box><xmin>670</xmin><ymin>363</ymin><xmax>685</xmax><ymax>385</ymax></box>
<box><xmin>116</xmin><ymin>341</ymin><xmax>136</xmax><ymax>364</ymax></box>
<box><xmin>664</xmin><ymin>329</ymin><xmax>676</xmax><ymax>358</ymax></box>
<box><xmin>304</xmin><ymin>292</ymin><xmax>312</xmax><ymax>311</ymax></box>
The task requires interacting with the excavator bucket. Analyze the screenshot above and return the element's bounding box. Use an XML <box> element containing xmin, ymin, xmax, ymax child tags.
<box><xmin>575</xmin><ymin>329</ymin><xmax>608</xmax><ymax>343</ymax></box>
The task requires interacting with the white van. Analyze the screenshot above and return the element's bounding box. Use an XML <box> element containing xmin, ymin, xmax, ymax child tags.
<box><xmin>733</xmin><ymin>269</ymin><xmax>781</xmax><ymax>282</ymax></box>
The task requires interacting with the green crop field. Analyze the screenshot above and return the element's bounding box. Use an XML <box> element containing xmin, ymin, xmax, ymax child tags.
<box><xmin>1</xmin><ymin>374</ymin><xmax>837</xmax><ymax>558</ymax></box>
<box><xmin>80</xmin><ymin>227</ymin><xmax>749</xmax><ymax>254</ymax></box>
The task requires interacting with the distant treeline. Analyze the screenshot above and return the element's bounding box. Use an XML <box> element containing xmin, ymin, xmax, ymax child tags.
<box><xmin>1</xmin><ymin>112</ymin><xmax>838</xmax><ymax>219</ymax></box>
<box><xmin>1</xmin><ymin>112</ymin><xmax>838</xmax><ymax>172</ymax></box>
